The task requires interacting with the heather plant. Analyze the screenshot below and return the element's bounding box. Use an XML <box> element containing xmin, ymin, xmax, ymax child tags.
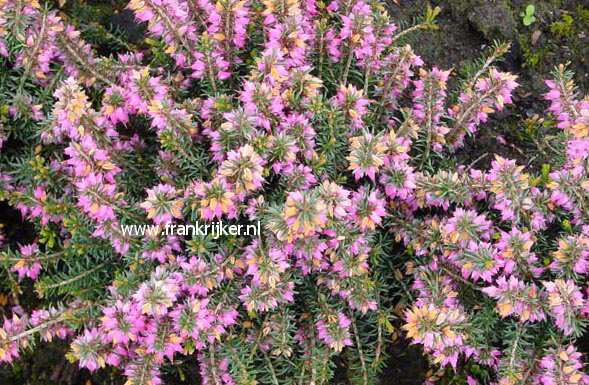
<box><xmin>0</xmin><ymin>0</ymin><xmax>588</xmax><ymax>385</ymax></box>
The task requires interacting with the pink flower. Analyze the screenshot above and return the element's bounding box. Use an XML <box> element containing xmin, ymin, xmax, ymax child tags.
<box><xmin>543</xmin><ymin>279</ymin><xmax>586</xmax><ymax>336</ymax></box>
<box><xmin>482</xmin><ymin>276</ymin><xmax>545</xmax><ymax>322</ymax></box>
<box><xmin>10</xmin><ymin>243</ymin><xmax>42</xmax><ymax>281</ymax></box>
<box><xmin>244</xmin><ymin>239</ymin><xmax>289</xmax><ymax>287</ymax></box>
<box><xmin>218</xmin><ymin>144</ymin><xmax>265</xmax><ymax>199</ymax></box>
<box><xmin>140</xmin><ymin>184</ymin><xmax>184</xmax><ymax>225</ymax></box>
<box><xmin>333</xmin><ymin>84</ymin><xmax>370</xmax><ymax>130</ymax></box>
<box><xmin>75</xmin><ymin>172</ymin><xmax>118</xmax><ymax>222</ymax></box>
<box><xmin>71</xmin><ymin>328</ymin><xmax>107</xmax><ymax>372</ymax></box>
<box><xmin>540</xmin><ymin>345</ymin><xmax>589</xmax><ymax>385</ymax></box>
<box><xmin>190</xmin><ymin>178</ymin><xmax>236</xmax><ymax>220</ymax></box>
<box><xmin>349</xmin><ymin>187</ymin><xmax>388</xmax><ymax>231</ymax></box>
<box><xmin>316</xmin><ymin>312</ymin><xmax>353</xmax><ymax>352</ymax></box>
<box><xmin>133</xmin><ymin>275</ymin><xmax>179</xmax><ymax>316</ymax></box>
<box><xmin>346</xmin><ymin>132</ymin><xmax>388</xmax><ymax>181</ymax></box>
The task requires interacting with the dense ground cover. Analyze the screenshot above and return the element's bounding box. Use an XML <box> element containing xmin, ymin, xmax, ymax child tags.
<box><xmin>0</xmin><ymin>0</ymin><xmax>588</xmax><ymax>384</ymax></box>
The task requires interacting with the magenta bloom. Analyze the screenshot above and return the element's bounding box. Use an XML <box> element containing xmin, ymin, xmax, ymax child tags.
<box><xmin>316</xmin><ymin>312</ymin><xmax>353</xmax><ymax>352</ymax></box>
<box><xmin>10</xmin><ymin>243</ymin><xmax>42</xmax><ymax>281</ymax></box>
<box><xmin>349</xmin><ymin>187</ymin><xmax>388</xmax><ymax>231</ymax></box>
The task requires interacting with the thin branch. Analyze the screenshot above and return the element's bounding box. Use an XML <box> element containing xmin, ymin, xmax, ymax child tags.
<box><xmin>9</xmin><ymin>315</ymin><xmax>65</xmax><ymax>343</ymax></box>
<box><xmin>37</xmin><ymin>258</ymin><xmax>113</xmax><ymax>291</ymax></box>
<box><xmin>58</xmin><ymin>35</ymin><xmax>116</xmax><ymax>87</ymax></box>
<box><xmin>262</xmin><ymin>350</ymin><xmax>280</xmax><ymax>385</ymax></box>
<box><xmin>351</xmin><ymin>314</ymin><xmax>368</xmax><ymax>385</ymax></box>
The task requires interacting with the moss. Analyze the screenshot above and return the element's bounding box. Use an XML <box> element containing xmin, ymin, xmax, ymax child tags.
<box><xmin>523</xmin><ymin>50</ymin><xmax>542</xmax><ymax>68</ymax></box>
<box><xmin>550</xmin><ymin>14</ymin><xmax>576</xmax><ymax>38</ymax></box>
<box><xmin>578</xmin><ymin>5</ymin><xmax>589</xmax><ymax>24</ymax></box>
<box><xmin>517</xmin><ymin>32</ymin><xmax>553</xmax><ymax>69</ymax></box>
<box><xmin>510</xmin><ymin>0</ymin><xmax>589</xmax><ymax>93</ymax></box>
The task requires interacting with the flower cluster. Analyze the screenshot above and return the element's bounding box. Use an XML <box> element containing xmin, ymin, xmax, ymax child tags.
<box><xmin>396</xmin><ymin>65</ymin><xmax>589</xmax><ymax>384</ymax></box>
<box><xmin>1</xmin><ymin>0</ymin><xmax>588</xmax><ymax>384</ymax></box>
<box><xmin>539</xmin><ymin>345</ymin><xmax>589</xmax><ymax>385</ymax></box>
<box><xmin>402</xmin><ymin>303</ymin><xmax>470</xmax><ymax>368</ymax></box>
<box><xmin>316</xmin><ymin>311</ymin><xmax>353</xmax><ymax>352</ymax></box>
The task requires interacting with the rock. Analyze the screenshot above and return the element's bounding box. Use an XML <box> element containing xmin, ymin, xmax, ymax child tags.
<box><xmin>531</xmin><ymin>29</ymin><xmax>542</xmax><ymax>45</ymax></box>
<box><xmin>450</xmin><ymin>0</ymin><xmax>517</xmax><ymax>41</ymax></box>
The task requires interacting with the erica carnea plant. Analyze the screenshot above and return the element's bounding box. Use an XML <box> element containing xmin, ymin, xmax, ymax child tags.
<box><xmin>0</xmin><ymin>0</ymin><xmax>588</xmax><ymax>384</ymax></box>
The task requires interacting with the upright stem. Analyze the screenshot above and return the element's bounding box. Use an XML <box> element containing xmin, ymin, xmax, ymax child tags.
<box><xmin>351</xmin><ymin>314</ymin><xmax>369</xmax><ymax>385</ymax></box>
<box><xmin>59</xmin><ymin>36</ymin><xmax>116</xmax><ymax>87</ymax></box>
<box><xmin>508</xmin><ymin>323</ymin><xmax>523</xmax><ymax>370</ymax></box>
<box><xmin>263</xmin><ymin>350</ymin><xmax>280</xmax><ymax>385</ymax></box>
<box><xmin>207</xmin><ymin>55</ymin><xmax>218</xmax><ymax>93</ymax></box>
<box><xmin>317</xmin><ymin>25</ymin><xmax>326</xmax><ymax>79</ymax></box>
<box><xmin>363</xmin><ymin>64</ymin><xmax>371</xmax><ymax>96</ymax></box>
<box><xmin>342</xmin><ymin>44</ymin><xmax>355</xmax><ymax>84</ymax></box>
<box><xmin>419</xmin><ymin>78</ymin><xmax>436</xmax><ymax>168</ymax></box>
<box><xmin>373</xmin><ymin>48</ymin><xmax>410</xmax><ymax>124</ymax></box>
<box><xmin>209</xmin><ymin>347</ymin><xmax>221</xmax><ymax>385</ymax></box>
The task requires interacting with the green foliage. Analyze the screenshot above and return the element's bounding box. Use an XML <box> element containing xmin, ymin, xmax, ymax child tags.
<box><xmin>550</xmin><ymin>14</ymin><xmax>575</xmax><ymax>38</ymax></box>
<box><xmin>520</xmin><ymin>4</ymin><xmax>536</xmax><ymax>26</ymax></box>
